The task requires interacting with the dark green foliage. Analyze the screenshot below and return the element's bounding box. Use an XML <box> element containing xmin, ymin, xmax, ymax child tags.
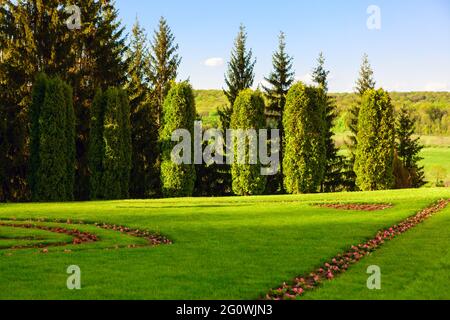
<box><xmin>230</xmin><ymin>89</ymin><xmax>266</xmax><ymax>196</ymax></box>
<box><xmin>221</xmin><ymin>24</ymin><xmax>256</xmax><ymax>130</ymax></box>
<box><xmin>160</xmin><ymin>82</ymin><xmax>196</xmax><ymax>197</ymax></box>
<box><xmin>283</xmin><ymin>83</ymin><xmax>327</xmax><ymax>194</ymax></box>
<box><xmin>62</xmin><ymin>81</ymin><xmax>76</xmax><ymax>201</ymax></box>
<box><xmin>311</xmin><ymin>52</ymin><xmax>330</xmax><ymax>92</ymax></box>
<box><xmin>125</xmin><ymin>19</ymin><xmax>160</xmax><ymax>198</ymax></box>
<box><xmin>355</xmin><ymin>53</ymin><xmax>376</xmax><ymax>96</ymax></box>
<box><xmin>311</xmin><ymin>53</ymin><xmax>346</xmax><ymax>192</ymax></box>
<box><xmin>395</xmin><ymin>106</ymin><xmax>426</xmax><ymax>188</ymax></box>
<box><xmin>88</xmin><ymin>90</ymin><xmax>106</xmax><ymax>200</ymax></box>
<box><xmin>149</xmin><ymin>17</ymin><xmax>181</xmax><ymax>128</ymax></box>
<box><xmin>354</xmin><ymin>89</ymin><xmax>395</xmax><ymax>191</ymax></box>
<box><xmin>29</xmin><ymin>75</ymin><xmax>75</xmax><ymax>201</ymax></box>
<box><xmin>0</xmin><ymin>0</ymin><xmax>128</xmax><ymax>201</ymax></box>
<box><xmin>263</xmin><ymin>32</ymin><xmax>294</xmax><ymax>194</ymax></box>
<box><xmin>346</xmin><ymin>54</ymin><xmax>377</xmax><ymax>190</ymax></box>
<box><xmin>88</xmin><ymin>88</ymin><xmax>131</xmax><ymax>200</ymax></box>
<box><xmin>29</xmin><ymin>74</ymin><xmax>48</xmax><ymax>198</ymax></box>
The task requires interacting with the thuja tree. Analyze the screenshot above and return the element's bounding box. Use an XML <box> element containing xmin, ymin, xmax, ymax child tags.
<box><xmin>160</xmin><ymin>82</ymin><xmax>196</xmax><ymax>198</ymax></box>
<box><xmin>283</xmin><ymin>82</ymin><xmax>327</xmax><ymax>194</ymax></box>
<box><xmin>230</xmin><ymin>89</ymin><xmax>266</xmax><ymax>196</ymax></box>
<box><xmin>354</xmin><ymin>89</ymin><xmax>395</xmax><ymax>191</ymax></box>
<box><xmin>88</xmin><ymin>88</ymin><xmax>131</xmax><ymax>200</ymax></box>
<box><xmin>29</xmin><ymin>75</ymin><xmax>75</xmax><ymax>201</ymax></box>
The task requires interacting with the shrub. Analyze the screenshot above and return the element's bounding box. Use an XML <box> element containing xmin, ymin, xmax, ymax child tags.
<box><xmin>354</xmin><ymin>89</ymin><xmax>395</xmax><ymax>190</ymax></box>
<box><xmin>160</xmin><ymin>82</ymin><xmax>197</xmax><ymax>197</ymax></box>
<box><xmin>230</xmin><ymin>89</ymin><xmax>266</xmax><ymax>196</ymax></box>
<box><xmin>283</xmin><ymin>82</ymin><xmax>326</xmax><ymax>194</ymax></box>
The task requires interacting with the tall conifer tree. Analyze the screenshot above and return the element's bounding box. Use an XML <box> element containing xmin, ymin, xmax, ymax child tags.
<box><xmin>221</xmin><ymin>24</ymin><xmax>256</xmax><ymax>130</ymax></box>
<box><xmin>354</xmin><ymin>89</ymin><xmax>395</xmax><ymax>191</ymax></box>
<box><xmin>125</xmin><ymin>18</ymin><xmax>160</xmax><ymax>198</ymax></box>
<box><xmin>263</xmin><ymin>32</ymin><xmax>294</xmax><ymax>193</ymax></box>
<box><xmin>149</xmin><ymin>17</ymin><xmax>181</xmax><ymax>128</ymax></box>
<box><xmin>311</xmin><ymin>53</ymin><xmax>344</xmax><ymax>192</ymax></box>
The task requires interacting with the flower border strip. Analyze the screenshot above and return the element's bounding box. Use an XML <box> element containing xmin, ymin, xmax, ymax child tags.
<box><xmin>266</xmin><ymin>199</ymin><xmax>450</xmax><ymax>300</ymax></box>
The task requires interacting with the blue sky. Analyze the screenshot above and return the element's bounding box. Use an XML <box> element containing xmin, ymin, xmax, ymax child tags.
<box><xmin>115</xmin><ymin>0</ymin><xmax>450</xmax><ymax>92</ymax></box>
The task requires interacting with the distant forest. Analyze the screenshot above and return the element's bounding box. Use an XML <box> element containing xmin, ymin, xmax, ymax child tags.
<box><xmin>196</xmin><ymin>90</ymin><xmax>450</xmax><ymax>135</ymax></box>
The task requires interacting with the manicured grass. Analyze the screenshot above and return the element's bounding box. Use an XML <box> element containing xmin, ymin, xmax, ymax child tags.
<box><xmin>420</xmin><ymin>147</ymin><xmax>450</xmax><ymax>183</ymax></box>
<box><xmin>305</xmin><ymin>205</ymin><xmax>450</xmax><ymax>300</ymax></box>
<box><xmin>0</xmin><ymin>188</ymin><xmax>449</xmax><ymax>300</ymax></box>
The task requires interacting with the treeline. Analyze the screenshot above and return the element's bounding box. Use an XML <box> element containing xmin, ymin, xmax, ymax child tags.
<box><xmin>0</xmin><ymin>1</ymin><xmax>426</xmax><ymax>202</ymax></box>
<box><xmin>332</xmin><ymin>92</ymin><xmax>450</xmax><ymax>136</ymax></box>
<box><xmin>195</xmin><ymin>91</ymin><xmax>450</xmax><ymax>136</ymax></box>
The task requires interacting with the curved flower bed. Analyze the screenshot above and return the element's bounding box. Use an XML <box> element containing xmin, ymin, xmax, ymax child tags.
<box><xmin>266</xmin><ymin>199</ymin><xmax>450</xmax><ymax>300</ymax></box>
<box><xmin>0</xmin><ymin>219</ymin><xmax>172</xmax><ymax>251</ymax></box>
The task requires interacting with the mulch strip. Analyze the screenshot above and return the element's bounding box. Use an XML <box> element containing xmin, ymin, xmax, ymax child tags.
<box><xmin>266</xmin><ymin>199</ymin><xmax>450</xmax><ymax>300</ymax></box>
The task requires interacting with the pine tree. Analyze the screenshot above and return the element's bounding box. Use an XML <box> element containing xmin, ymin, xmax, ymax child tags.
<box><xmin>354</xmin><ymin>89</ymin><xmax>395</xmax><ymax>191</ymax></box>
<box><xmin>263</xmin><ymin>32</ymin><xmax>294</xmax><ymax>193</ymax></box>
<box><xmin>149</xmin><ymin>16</ymin><xmax>181</xmax><ymax>128</ymax></box>
<box><xmin>160</xmin><ymin>82</ymin><xmax>196</xmax><ymax>198</ymax></box>
<box><xmin>221</xmin><ymin>24</ymin><xmax>256</xmax><ymax>130</ymax></box>
<box><xmin>283</xmin><ymin>83</ymin><xmax>327</xmax><ymax>194</ymax></box>
<box><xmin>396</xmin><ymin>106</ymin><xmax>426</xmax><ymax>188</ymax></box>
<box><xmin>125</xmin><ymin>18</ymin><xmax>160</xmax><ymax>198</ymax></box>
<box><xmin>311</xmin><ymin>53</ymin><xmax>345</xmax><ymax>192</ymax></box>
<box><xmin>230</xmin><ymin>89</ymin><xmax>267</xmax><ymax>196</ymax></box>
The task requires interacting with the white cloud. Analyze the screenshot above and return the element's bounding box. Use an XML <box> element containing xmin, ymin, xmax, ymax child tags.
<box><xmin>204</xmin><ymin>57</ymin><xmax>224</xmax><ymax>67</ymax></box>
<box><xmin>424</xmin><ymin>82</ymin><xmax>449</xmax><ymax>91</ymax></box>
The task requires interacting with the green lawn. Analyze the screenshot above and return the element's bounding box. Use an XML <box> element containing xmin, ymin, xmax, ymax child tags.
<box><xmin>0</xmin><ymin>188</ymin><xmax>449</xmax><ymax>300</ymax></box>
<box><xmin>420</xmin><ymin>147</ymin><xmax>450</xmax><ymax>184</ymax></box>
<box><xmin>306</xmin><ymin>205</ymin><xmax>450</xmax><ymax>300</ymax></box>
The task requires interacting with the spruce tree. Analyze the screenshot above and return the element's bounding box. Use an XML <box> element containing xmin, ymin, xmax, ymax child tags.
<box><xmin>263</xmin><ymin>32</ymin><xmax>294</xmax><ymax>193</ymax></box>
<box><xmin>311</xmin><ymin>52</ymin><xmax>330</xmax><ymax>92</ymax></box>
<box><xmin>221</xmin><ymin>24</ymin><xmax>256</xmax><ymax>130</ymax></box>
<box><xmin>354</xmin><ymin>89</ymin><xmax>395</xmax><ymax>191</ymax></box>
<box><xmin>283</xmin><ymin>83</ymin><xmax>327</xmax><ymax>194</ymax></box>
<box><xmin>396</xmin><ymin>106</ymin><xmax>426</xmax><ymax>188</ymax></box>
<box><xmin>149</xmin><ymin>16</ymin><xmax>181</xmax><ymax>128</ymax></box>
<box><xmin>311</xmin><ymin>53</ymin><xmax>345</xmax><ymax>192</ymax></box>
<box><xmin>160</xmin><ymin>82</ymin><xmax>196</xmax><ymax>198</ymax></box>
<box><xmin>125</xmin><ymin>19</ymin><xmax>160</xmax><ymax>198</ymax></box>
<box><xmin>355</xmin><ymin>53</ymin><xmax>376</xmax><ymax>96</ymax></box>
<box><xmin>230</xmin><ymin>89</ymin><xmax>267</xmax><ymax>196</ymax></box>
<box><xmin>0</xmin><ymin>0</ymin><xmax>73</xmax><ymax>201</ymax></box>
